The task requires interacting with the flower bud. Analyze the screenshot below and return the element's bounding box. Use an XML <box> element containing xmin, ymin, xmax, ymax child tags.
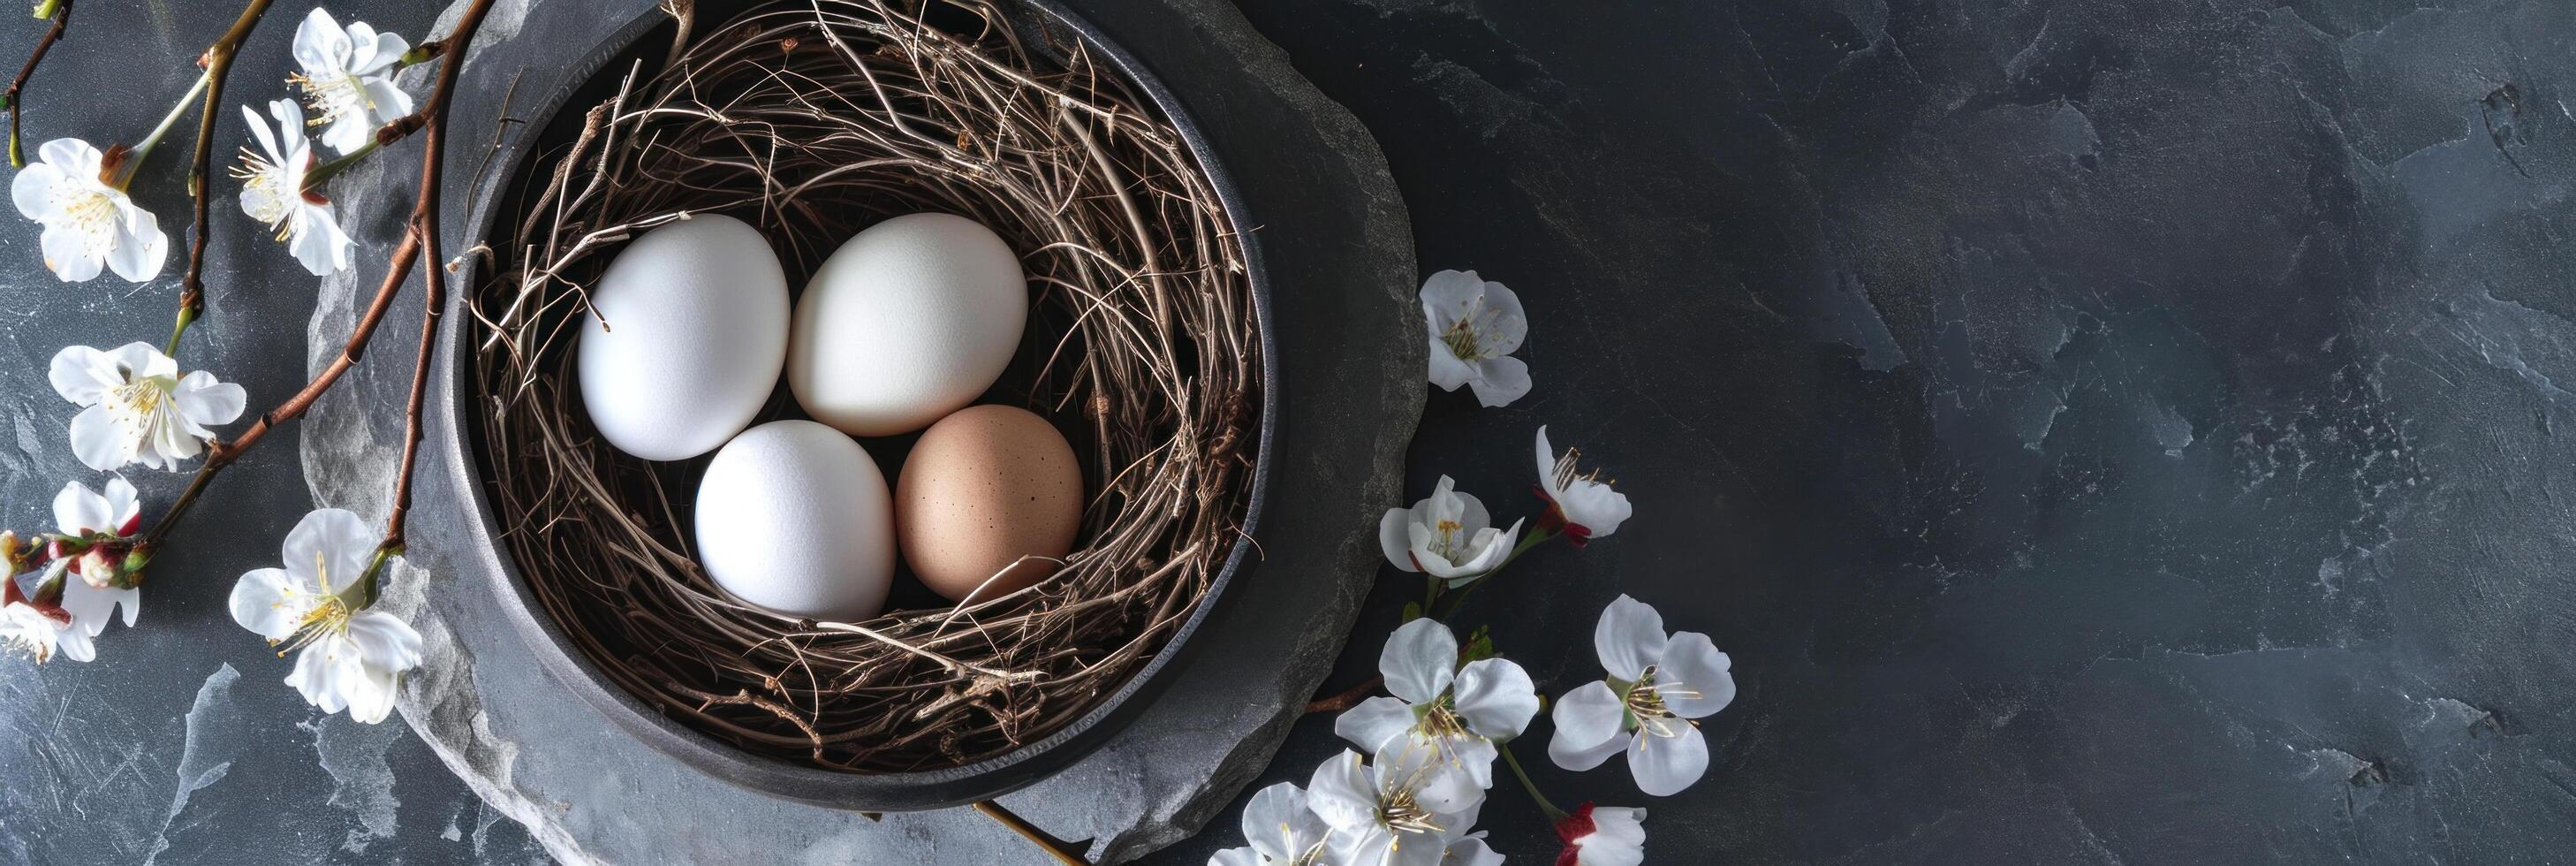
<box><xmin>74</xmin><ymin>542</ymin><xmax>128</xmax><ymax>589</ymax></box>
<box><xmin>0</xmin><ymin>531</ymin><xmax>23</xmax><ymax>574</ymax></box>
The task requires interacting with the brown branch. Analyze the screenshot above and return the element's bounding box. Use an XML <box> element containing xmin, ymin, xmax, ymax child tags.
<box><xmin>170</xmin><ymin>0</ymin><xmax>277</xmax><ymax>350</ymax></box>
<box><xmin>5</xmin><ymin>0</ymin><xmax>70</xmax><ymax>169</ymax></box>
<box><xmin>971</xmin><ymin>801</ymin><xmax>1088</xmax><ymax>865</ymax></box>
<box><xmin>1303</xmin><ymin>674</ymin><xmax>1384</xmax><ymax>715</ymax></box>
<box><xmin>135</xmin><ymin>0</ymin><xmax>501</xmax><ymax>564</ymax></box>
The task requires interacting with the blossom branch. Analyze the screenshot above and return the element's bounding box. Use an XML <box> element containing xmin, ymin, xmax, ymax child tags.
<box><xmin>4</xmin><ymin>0</ymin><xmax>69</xmax><ymax>169</ymax></box>
<box><xmin>135</xmin><ymin>0</ymin><xmax>500</xmax><ymax>566</ymax></box>
<box><xmin>170</xmin><ymin>0</ymin><xmax>278</xmax><ymax>351</ymax></box>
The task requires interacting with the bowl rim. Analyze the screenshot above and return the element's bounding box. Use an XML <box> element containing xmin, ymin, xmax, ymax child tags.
<box><xmin>437</xmin><ymin>0</ymin><xmax>1279</xmax><ymax>811</ymax></box>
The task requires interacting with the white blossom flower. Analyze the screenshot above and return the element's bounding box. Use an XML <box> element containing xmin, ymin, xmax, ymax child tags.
<box><xmin>1553</xmin><ymin>803</ymin><xmax>1648</xmax><ymax>866</ymax></box>
<box><xmin>1</xmin><ymin>579</ymin><xmax>82</xmax><ymax>664</ymax></box>
<box><xmin>291</xmin><ymin>8</ymin><xmax>414</xmax><ymax>156</ymax></box>
<box><xmin>1534</xmin><ymin>426</ymin><xmax>1632</xmax><ymax>545</ymax></box>
<box><xmin>1378</xmin><ymin>475</ymin><xmax>1523</xmax><ymax>586</ymax></box>
<box><xmin>50</xmin><ymin>477</ymin><xmax>142</xmax><ymax>643</ymax></box>
<box><xmin>1421</xmin><ymin>270</ymin><xmax>1530</xmax><ymax>407</ymax></box>
<box><xmin>1335</xmin><ymin>618</ymin><xmax>1537</xmax><ymax>794</ymax></box>
<box><xmin>49</xmin><ymin>342</ymin><xmax>246</xmax><ymax>472</ymax></box>
<box><xmin>11</xmin><ymin>138</ymin><xmax>167</xmax><ymax>282</ymax></box>
<box><xmin>235</xmin><ymin>98</ymin><xmax>352</xmax><ymax>275</ymax></box>
<box><xmin>1308</xmin><ymin>746</ymin><xmax>1484</xmax><ymax>866</ymax></box>
<box><xmin>228</xmin><ymin>508</ymin><xmax>422</xmax><ymax>724</ymax></box>
<box><xmin>1208</xmin><ymin>781</ymin><xmax>1337</xmax><ymax>866</ymax></box>
<box><xmin>1549</xmin><ymin>596</ymin><xmax>1734</xmax><ymax>797</ymax></box>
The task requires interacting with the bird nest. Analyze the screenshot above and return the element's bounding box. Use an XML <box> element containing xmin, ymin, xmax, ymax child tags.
<box><xmin>466</xmin><ymin>0</ymin><xmax>1259</xmax><ymax>772</ymax></box>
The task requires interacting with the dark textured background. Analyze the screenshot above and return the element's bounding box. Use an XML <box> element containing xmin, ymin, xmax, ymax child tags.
<box><xmin>6</xmin><ymin>0</ymin><xmax>2576</xmax><ymax>863</ymax></box>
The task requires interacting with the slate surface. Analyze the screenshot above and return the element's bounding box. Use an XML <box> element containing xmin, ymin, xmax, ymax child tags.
<box><xmin>1161</xmin><ymin>0</ymin><xmax>2576</xmax><ymax>862</ymax></box>
<box><xmin>10</xmin><ymin>0</ymin><xmax>2576</xmax><ymax>864</ymax></box>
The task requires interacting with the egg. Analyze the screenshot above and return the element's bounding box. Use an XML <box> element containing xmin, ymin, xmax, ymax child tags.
<box><xmin>579</xmin><ymin>214</ymin><xmax>789</xmax><ymax>461</ymax></box>
<box><xmin>693</xmin><ymin>420</ymin><xmax>896</xmax><ymax>621</ymax></box>
<box><xmin>895</xmin><ymin>405</ymin><xmax>1083</xmax><ymax>603</ymax></box>
<box><xmin>787</xmin><ymin>213</ymin><xmax>1027</xmax><ymax>437</ymax></box>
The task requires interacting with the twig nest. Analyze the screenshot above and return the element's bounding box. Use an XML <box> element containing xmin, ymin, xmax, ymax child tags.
<box><xmin>469</xmin><ymin>0</ymin><xmax>1260</xmax><ymax>773</ymax></box>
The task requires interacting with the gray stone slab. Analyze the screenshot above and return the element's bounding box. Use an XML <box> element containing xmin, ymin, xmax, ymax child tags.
<box><xmin>298</xmin><ymin>0</ymin><xmax>1418</xmax><ymax>862</ymax></box>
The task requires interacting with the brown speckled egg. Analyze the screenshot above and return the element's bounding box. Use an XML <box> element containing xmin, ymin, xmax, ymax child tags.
<box><xmin>895</xmin><ymin>405</ymin><xmax>1083</xmax><ymax>602</ymax></box>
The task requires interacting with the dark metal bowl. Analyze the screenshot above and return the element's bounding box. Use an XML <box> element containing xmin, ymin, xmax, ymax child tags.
<box><xmin>442</xmin><ymin>0</ymin><xmax>1276</xmax><ymax>811</ymax></box>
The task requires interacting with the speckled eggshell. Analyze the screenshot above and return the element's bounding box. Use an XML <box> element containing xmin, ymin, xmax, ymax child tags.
<box><xmin>895</xmin><ymin>405</ymin><xmax>1083</xmax><ymax>603</ymax></box>
<box><xmin>787</xmin><ymin>213</ymin><xmax>1028</xmax><ymax>437</ymax></box>
<box><xmin>694</xmin><ymin>420</ymin><xmax>896</xmax><ymax>621</ymax></box>
<box><xmin>577</xmin><ymin>214</ymin><xmax>789</xmax><ymax>461</ymax></box>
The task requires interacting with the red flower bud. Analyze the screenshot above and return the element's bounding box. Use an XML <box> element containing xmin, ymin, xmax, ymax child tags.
<box><xmin>1553</xmin><ymin>801</ymin><xmax>1599</xmax><ymax>866</ymax></box>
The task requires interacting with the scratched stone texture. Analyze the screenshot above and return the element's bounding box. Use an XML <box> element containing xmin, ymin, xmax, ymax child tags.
<box><xmin>11</xmin><ymin>0</ymin><xmax>2576</xmax><ymax>864</ymax></box>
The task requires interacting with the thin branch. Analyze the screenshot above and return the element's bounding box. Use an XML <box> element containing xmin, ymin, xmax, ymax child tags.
<box><xmin>135</xmin><ymin>0</ymin><xmax>502</xmax><ymax>562</ymax></box>
<box><xmin>1304</xmin><ymin>674</ymin><xmax>1383</xmax><ymax>715</ymax></box>
<box><xmin>170</xmin><ymin>0</ymin><xmax>278</xmax><ymax>352</ymax></box>
<box><xmin>5</xmin><ymin>0</ymin><xmax>70</xmax><ymax>169</ymax></box>
<box><xmin>971</xmin><ymin>801</ymin><xmax>1088</xmax><ymax>865</ymax></box>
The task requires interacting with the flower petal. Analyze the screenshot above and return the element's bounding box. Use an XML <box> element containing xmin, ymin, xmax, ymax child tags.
<box><xmin>1451</xmin><ymin>657</ymin><xmax>1538</xmax><ymax>741</ymax></box>
<box><xmin>1475</xmin><ymin>281</ymin><xmax>1527</xmax><ymax>356</ymax></box>
<box><xmin>51</xmin><ymin>480</ymin><xmax>108</xmax><ymax>536</ymax></box>
<box><xmin>1551</xmin><ymin>728</ymin><xmax>1632</xmax><ymax>774</ymax></box>
<box><xmin>292</xmin><ymin>8</ymin><xmax>350</xmax><ymax>74</ymax></box>
<box><xmin>1207</xmin><ymin>847</ymin><xmax>1261</xmax><ymax>866</ymax></box>
<box><xmin>1334</xmin><ymin>695</ymin><xmax>1418</xmax><ymax>755</ymax></box>
<box><xmin>36</xmin><ymin>138</ymin><xmax>96</xmax><ymax>175</ymax></box>
<box><xmin>174</xmin><ymin>371</ymin><xmax>247</xmax><ymax>426</ymax></box>
<box><xmin>229</xmin><ymin>567</ymin><xmax>305</xmax><ymax>640</ymax></box>
<box><xmin>1445</xmin><ymin>834</ymin><xmax>1505</xmax><ymax>866</ymax></box>
<box><xmin>1549</xmin><ymin>680</ymin><xmax>1626</xmax><ymax>767</ymax></box>
<box><xmin>1304</xmin><ymin>749</ymin><xmax>1379</xmax><ymax>832</ymax></box>
<box><xmin>40</xmin><ymin>222</ymin><xmax>102</xmax><ymax>282</ymax></box>
<box><xmin>12</xmin><ymin>161</ymin><xmax>62</xmax><ymax>220</ymax></box>
<box><xmin>1379</xmin><ymin>506</ymin><xmax>1421</xmax><ymax>574</ymax></box>
<box><xmin>103</xmin><ymin>475</ymin><xmax>140</xmax><ymax>532</ymax></box>
<box><xmin>1426</xmin><ymin>342</ymin><xmax>1475</xmax><ymax>391</ymax></box>
<box><xmin>242</xmin><ymin>103</ymin><xmax>284</xmax><ymax>164</ymax></box>
<box><xmin>1594</xmin><ymin>595</ymin><xmax>1665</xmax><ymax>680</ymax></box>
<box><xmin>282</xmin><ymin>508</ymin><xmax>378</xmax><ymax>594</ymax></box>
<box><xmin>1240</xmin><ymin>781</ymin><xmax>1323</xmax><ymax>862</ymax></box>
<box><xmin>287</xmin><ymin>634</ymin><xmax>357</xmax><ymax>713</ymax></box>
<box><xmin>58</xmin><ymin>580</ymin><xmax>135</xmax><ymax>635</ymax></box>
<box><xmin>1657</xmin><ymin>632</ymin><xmax>1737</xmax><ymax>719</ymax></box>
<box><xmin>346</xmin><ymin>610</ymin><xmax>424</xmax><ymax>673</ymax></box>
<box><xmin>1379</xmin><ymin>617</ymin><xmax>1458</xmax><ymax>704</ymax></box>
<box><xmin>1586</xmin><ymin>806</ymin><xmax>1649</xmax><ymax>865</ymax></box>
<box><xmin>289</xmin><ymin>205</ymin><xmax>354</xmax><ymax>275</ymax></box>
<box><xmin>1560</xmin><ymin>480</ymin><xmax>1633</xmax><ymax>538</ymax></box>
<box><xmin>1466</xmin><ymin>355</ymin><xmax>1531</xmax><ymax>408</ymax></box>
<box><xmin>1417</xmin><ymin>270</ymin><xmax>1486</xmax><ymax>322</ymax></box>
<box><xmin>52</xmin><ymin>619</ymin><xmax>94</xmax><ymax>662</ymax></box>
<box><xmin>109</xmin><ymin>341</ymin><xmax>175</xmax><ymax>379</ymax></box>
<box><xmin>1534</xmin><ymin>425</ymin><xmax>1560</xmax><ymax>497</ymax></box>
<box><xmin>106</xmin><ymin>202</ymin><xmax>167</xmax><ymax>282</ymax></box>
<box><xmin>46</xmin><ymin>344</ymin><xmax>118</xmax><ymax>404</ymax></box>
<box><xmin>1627</xmin><ymin>722</ymin><xmax>1708</xmax><ymax>797</ymax></box>
<box><xmin>1376</xmin><ymin>738</ymin><xmax>1482</xmax><ymax>816</ymax></box>
<box><xmin>362</xmin><ymin>78</ymin><xmax>414</xmax><ymax>123</ymax></box>
<box><xmin>66</xmin><ymin>405</ymin><xmax>126</xmax><ymax>471</ymax></box>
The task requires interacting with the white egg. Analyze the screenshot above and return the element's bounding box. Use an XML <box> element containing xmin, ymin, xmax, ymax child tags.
<box><xmin>693</xmin><ymin>420</ymin><xmax>895</xmax><ymax>621</ymax></box>
<box><xmin>579</xmin><ymin>214</ymin><xmax>789</xmax><ymax>461</ymax></box>
<box><xmin>788</xmin><ymin>213</ymin><xmax>1027</xmax><ymax>437</ymax></box>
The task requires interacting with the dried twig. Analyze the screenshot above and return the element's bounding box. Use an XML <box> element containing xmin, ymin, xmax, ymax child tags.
<box><xmin>472</xmin><ymin>0</ymin><xmax>1260</xmax><ymax>772</ymax></box>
